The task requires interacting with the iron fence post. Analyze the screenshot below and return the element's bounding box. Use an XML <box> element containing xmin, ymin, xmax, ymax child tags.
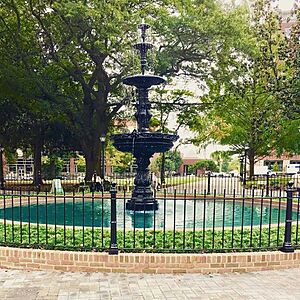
<box><xmin>280</xmin><ymin>181</ymin><xmax>295</xmax><ymax>253</ymax></box>
<box><xmin>207</xmin><ymin>171</ymin><xmax>211</xmax><ymax>195</ymax></box>
<box><xmin>266</xmin><ymin>172</ymin><xmax>270</xmax><ymax>196</ymax></box>
<box><xmin>0</xmin><ymin>146</ymin><xmax>4</xmax><ymax>190</ymax></box>
<box><xmin>109</xmin><ymin>182</ymin><xmax>118</xmax><ymax>255</ymax></box>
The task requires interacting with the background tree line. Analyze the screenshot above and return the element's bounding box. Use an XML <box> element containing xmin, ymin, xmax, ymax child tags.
<box><xmin>0</xmin><ymin>0</ymin><xmax>299</xmax><ymax>182</ymax></box>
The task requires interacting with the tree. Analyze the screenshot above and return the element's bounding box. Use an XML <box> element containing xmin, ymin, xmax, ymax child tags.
<box><xmin>0</xmin><ymin>0</ymin><xmax>140</xmax><ymax>180</ymax></box>
<box><xmin>211</xmin><ymin>151</ymin><xmax>231</xmax><ymax>172</ymax></box>
<box><xmin>108</xmin><ymin>149</ymin><xmax>133</xmax><ymax>174</ymax></box>
<box><xmin>272</xmin><ymin>161</ymin><xmax>279</xmax><ymax>172</ymax></box>
<box><xmin>154</xmin><ymin>150</ymin><xmax>182</xmax><ymax>175</ymax></box>
<box><xmin>42</xmin><ymin>155</ymin><xmax>64</xmax><ymax>180</ymax></box>
<box><xmin>0</xmin><ymin>0</ymin><xmax>251</xmax><ymax>180</ymax></box>
<box><xmin>151</xmin><ymin>88</ymin><xmax>194</xmax><ymax>182</ymax></box>
<box><xmin>0</xmin><ymin>93</ymin><xmax>77</xmax><ymax>184</ymax></box>
<box><xmin>180</xmin><ymin>0</ymin><xmax>292</xmax><ymax>177</ymax></box>
<box><xmin>0</xmin><ymin>3</ymin><xmax>78</xmax><ymax>184</ymax></box>
<box><xmin>76</xmin><ymin>155</ymin><xmax>86</xmax><ymax>173</ymax></box>
<box><xmin>275</xmin><ymin>3</ymin><xmax>300</xmax><ymax>153</ymax></box>
<box><xmin>228</xmin><ymin>157</ymin><xmax>240</xmax><ymax>172</ymax></box>
<box><xmin>190</xmin><ymin>160</ymin><xmax>218</xmax><ymax>174</ymax></box>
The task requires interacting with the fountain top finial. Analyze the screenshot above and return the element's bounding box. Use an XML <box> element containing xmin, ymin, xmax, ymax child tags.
<box><xmin>133</xmin><ymin>20</ymin><xmax>153</xmax><ymax>75</ymax></box>
<box><xmin>123</xmin><ymin>20</ymin><xmax>165</xmax><ymax>87</ymax></box>
<box><xmin>138</xmin><ymin>19</ymin><xmax>150</xmax><ymax>43</ymax></box>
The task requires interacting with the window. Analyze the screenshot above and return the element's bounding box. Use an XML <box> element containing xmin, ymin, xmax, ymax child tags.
<box><xmin>263</xmin><ymin>160</ymin><xmax>283</xmax><ymax>171</ymax></box>
<box><xmin>290</xmin><ymin>160</ymin><xmax>300</xmax><ymax>165</ymax></box>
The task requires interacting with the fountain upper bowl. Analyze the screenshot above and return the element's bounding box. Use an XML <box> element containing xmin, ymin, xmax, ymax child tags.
<box><xmin>122</xmin><ymin>75</ymin><xmax>165</xmax><ymax>88</ymax></box>
<box><xmin>111</xmin><ymin>131</ymin><xmax>178</xmax><ymax>156</ymax></box>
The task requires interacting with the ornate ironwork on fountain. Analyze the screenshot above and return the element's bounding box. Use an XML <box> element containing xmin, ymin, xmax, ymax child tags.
<box><xmin>127</xmin><ymin>154</ymin><xmax>156</xmax><ymax>211</ymax></box>
<box><xmin>111</xmin><ymin>20</ymin><xmax>178</xmax><ymax>211</ymax></box>
<box><xmin>135</xmin><ymin>88</ymin><xmax>152</xmax><ymax>132</ymax></box>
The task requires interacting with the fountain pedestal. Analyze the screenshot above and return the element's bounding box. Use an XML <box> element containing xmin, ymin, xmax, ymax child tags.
<box><xmin>126</xmin><ymin>154</ymin><xmax>158</xmax><ymax>211</ymax></box>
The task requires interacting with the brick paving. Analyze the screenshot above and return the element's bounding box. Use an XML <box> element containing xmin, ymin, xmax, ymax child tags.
<box><xmin>0</xmin><ymin>268</ymin><xmax>300</xmax><ymax>299</ymax></box>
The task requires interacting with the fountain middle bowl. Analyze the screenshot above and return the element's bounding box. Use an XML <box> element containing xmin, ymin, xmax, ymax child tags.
<box><xmin>111</xmin><ymin>132</ymin><xmax>178</xmax><ymax>155</ymax></box>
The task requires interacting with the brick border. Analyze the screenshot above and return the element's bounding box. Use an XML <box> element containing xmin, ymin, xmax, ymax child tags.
<box><xmin>0</xmin><ymin>247</ymin><xmax>300</xmax><ymax>274</ymax></box>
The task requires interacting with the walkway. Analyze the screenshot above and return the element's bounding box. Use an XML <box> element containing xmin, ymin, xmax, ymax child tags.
<box><xmin>0</xmin><ymin>268</ymin><xmax>299</xmax><ymax>299</ymax></box>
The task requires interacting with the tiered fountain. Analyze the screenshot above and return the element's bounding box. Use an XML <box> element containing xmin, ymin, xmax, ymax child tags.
<box><xmin>111</xmin><ymin>21</ymin><xmax>178</xmax><ymax>211</ymax></box>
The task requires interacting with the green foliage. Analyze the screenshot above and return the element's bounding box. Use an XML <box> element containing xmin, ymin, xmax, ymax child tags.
<box><xmin>3</xmin><ymin>150</ymin><xmax>18</xmax><ymax>165</ymax></box>
<box><xmin>106</xmin><ymin>139</ymin><xmax>134</xmax><ymax>174</ymax></box>
<box><xmin>154</xmin><ymin>151</ymin><xmax>182</xmax><ymax>173</ymax></box>
<box><xmin>42</xmin><ymin>155</ymin><xmax>64</xmax><ymax>179</ymax></box>
<box><xmin>272</xmin><ymin>162</ymin><xmax>279</xmax><ymax>172</ymax></box>
<box><xmin>76</xmin><ymin>155</ymin><xmax>86</xmax><ymax>173</ymax></box>
<box><xmin>180</xmin><ymin>0</ymin><xmax>295</xmax><ymax>176</ymax></box>
<box><xmin>111</xmin><ymin>152</ymin><xmax>133</xmax><ymax>174</ymax></box>
<box><xmin>211</xmin><ymin>151</ymin><xmax>231</xmax><ymax>172</ymax></box>
<box><xmin>151</xmin><ymin>88</ymin><xmax>195</xmax><ymax>133</ymax></box>
<box><xmin>228</xmin><ymin>158</ymin><xmax>240</xmax><ymax>172</ymax></box>
<box><xmin>0</xmin><ymin>0</ymin><xmax>251</xmax><ymax>180</ymax></box>
<box><xmin>0</xmin><ymin>0</ymin><xmax>147</xmax><ymax>179</ymax></box>
<box><xmin>190</xmin><ymin>160</ymin><xmax>218</xmax><ymax>173</ymax></box>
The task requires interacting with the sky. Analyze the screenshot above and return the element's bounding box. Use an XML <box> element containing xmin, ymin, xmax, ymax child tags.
<box><xmin>229</xmin><ymin>0</ymin><xmax>297</xmax><ymax>10</ymax></box>
<box><xmin>248</xmin><ymin>0</ymin><xmax>296</xmax><ymax>10</ymax></box>
<box><xmin>272</xmin><ymin>0</ymin><xmax>296</xmax><ymax>10</ymax></box>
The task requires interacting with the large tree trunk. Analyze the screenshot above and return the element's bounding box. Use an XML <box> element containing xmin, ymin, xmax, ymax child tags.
<box><xmin>84</xmin><ymin>142</ymin><xmax>101</xmax><ymax>181</ymax></box>
<box><xmin>33</xmin><ymin>139</ymin><xmax>43</xmax><ymax>186</ymax></box>
<box><xmin>81</xmin><ymin>105</ymin><xmax>110</xmax><ymax>181</ymax></box>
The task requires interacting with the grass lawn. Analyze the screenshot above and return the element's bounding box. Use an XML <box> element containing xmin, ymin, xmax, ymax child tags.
<box><xmin>113</xmin><ymin>176</ymin><xmax>204</xmax><ymax>188</ymax></box>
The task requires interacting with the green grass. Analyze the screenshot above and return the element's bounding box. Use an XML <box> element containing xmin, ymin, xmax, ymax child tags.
<box><xmin>246</xmin><ymin>177</ymin><xmax>290</xmax><ymax>189</ymax></box>
<box><xmin>0</xmin><ymin>223</ymin><xmax>297</xmax><ymax>252</ymax></box>
<box><xmin>113</xmin><ymin>176</ymin><xmax>203</xmax><ymax>189</ymax></box>
<box><xmin>164</xmin><ymin>176</ymin><xmax>203</xmax><ymax>185</ymax></box>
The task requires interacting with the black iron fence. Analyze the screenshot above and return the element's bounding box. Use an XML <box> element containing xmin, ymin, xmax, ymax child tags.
<box><xmin>0</xmin><ymin>182</ymin><xmax>298</xmax><ymax>253</ymax></box>
<box><xmin>2</xmin><ymin>172</ymin><xmax>300</xmax><ymax>198</ymax></box>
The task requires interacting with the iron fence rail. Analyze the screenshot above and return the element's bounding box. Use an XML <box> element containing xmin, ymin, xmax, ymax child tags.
<box><xmin>0</xmin><ymin>184</ymin><xmax>298</xmax><ymax>253</ymax></box>
<box><xmin>2</xmin><ymin>173</ymin><xmax>300</xmax><ymax>197</ymax></box>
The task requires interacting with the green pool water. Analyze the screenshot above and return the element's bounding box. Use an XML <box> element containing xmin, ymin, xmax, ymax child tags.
<box><xmin>0</xmin><ymin>199</ymin><xmax>298</xmax><ymax>229</ymax></box>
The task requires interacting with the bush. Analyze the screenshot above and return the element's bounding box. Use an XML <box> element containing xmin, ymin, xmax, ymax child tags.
<box><xmin>190</xmin><ymin>160</ymin><xmax>218</xmax><ymax>174</ymax></box>
<box><xmin>42</xmin><ymin>155</ymin><xmax>64</xmax><ymax>179</ymax></box>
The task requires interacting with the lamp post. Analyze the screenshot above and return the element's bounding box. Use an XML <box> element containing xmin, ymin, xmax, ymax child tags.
<box><xmin>0</xmin><ymin>145</ymin><xmax>4</xmax><ymax>189</ymax></box>
<box><xmin>100</xmin><ymin>134</ymin><xmax>106</xmax><ymax>180</ymax></box>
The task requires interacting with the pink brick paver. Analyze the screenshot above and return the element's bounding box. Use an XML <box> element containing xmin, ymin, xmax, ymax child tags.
<box><xmin>0</xmin><ymin>267</ymin><xmax>300</xmax><ymax>299</ymax></box>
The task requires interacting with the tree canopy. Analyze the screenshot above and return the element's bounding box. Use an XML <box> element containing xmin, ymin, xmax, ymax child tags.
<box><xmin>0</xmin><ymin>0</ymin><xmax>254</xmax><ymax>179</ymax></box>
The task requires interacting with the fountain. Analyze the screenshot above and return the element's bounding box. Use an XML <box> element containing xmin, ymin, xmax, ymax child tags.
<box><xmin>111</xmin><ymin>21</ymin><xmax>178</xmax><ymax>211</ymax></box>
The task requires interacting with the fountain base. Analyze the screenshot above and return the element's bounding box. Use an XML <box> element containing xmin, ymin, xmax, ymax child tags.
<box><xmin>126</xmin><ymin>199</ymin><xmax>159</xmax><ymax>211</ymax></box>
<box><xmin>126</xmin><ymin>185</ymin><xmax>159</xmax><ymax>211</ymax></box>
<box><xmin>111</xmin><ymin>131</ymin><xmax>177</xmax><ymax>211</ymax></box>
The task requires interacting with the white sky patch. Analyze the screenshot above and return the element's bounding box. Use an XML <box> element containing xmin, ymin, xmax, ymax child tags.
<box><xmin>228</xmin><ymin>0</ymin><xmax>297</xmax><ymax>10</ymax></box>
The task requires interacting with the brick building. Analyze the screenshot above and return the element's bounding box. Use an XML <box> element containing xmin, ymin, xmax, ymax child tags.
<box><xmin>255</xmin><ymin>153</ymin><xmax>300</xmax><ymax>173</ymax></box>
